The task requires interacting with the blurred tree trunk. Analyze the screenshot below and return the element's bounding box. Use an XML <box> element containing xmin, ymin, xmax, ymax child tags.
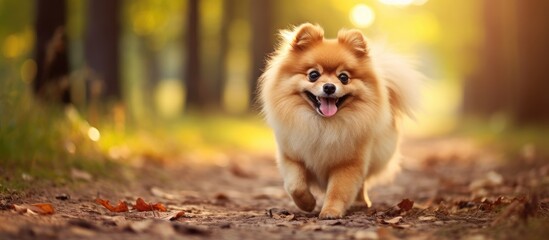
<box><xmin>464</xmin><ymin>0</ymin><xmax>549</xmax><ymax>125</ymax></box>
<box><xmin>211</xmin><ymin>0</ymin><xmax>230</xmax><ymax>109</ymax></box>
<box><xmin>250</xmin><ymin>0</ymin><xmax>273</xmax><ymax>109</ymax></box>
<box><xmin>185</xmin><ymin>0</ymin><xmax>204</xmax><ymax>109</ymax></box>
<box><xmin>33</xmin><ymin>0</ymin><xmax>70</xmax><ymax>104</ymax></box>
<box><xmin>463</xmin><ymin>2</ymin><xmax>507</xmax><ymax>116</ymax></box>
<box><xmin>512</xmin><ymin>0</ymin><xmax>549</xmax><ymax>123</ymax></box>
<box><xmin>84</xmin><ymin>0</ymin><xmax>121</xmax><ymax>101</ymax></box>
<box><xmin>196</xmin><ymin>0</ymin><xmax>225</xmax><ymax>110</ymax></box>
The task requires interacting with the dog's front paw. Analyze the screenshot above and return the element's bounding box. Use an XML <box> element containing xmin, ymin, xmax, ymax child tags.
<box><xmin>290</xmin><ymin>189</ymin><xmax>316</xmax><ymax>212</ymax></box>
<box><xmin>318</xmin><ymin>208</ymin><xmax>344</xmax><ymax>219</ymax></box>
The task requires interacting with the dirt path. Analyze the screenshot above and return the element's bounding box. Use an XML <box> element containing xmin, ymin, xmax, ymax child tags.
<box><xmin>1</xmin><ymin>137</ymin><xmax>548</xmax><ymax>239</ymax></box>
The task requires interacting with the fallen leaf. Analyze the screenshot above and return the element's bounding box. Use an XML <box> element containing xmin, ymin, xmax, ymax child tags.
<box><xmin>397</xmin><ymin>199</ymin><xmax>414</xmax><ymax>211</ymax></box>
<box><xmin>479</xmin><ymin>199</ymin><xmax>494</xmax><ymax>211</ymax></box>
<box><xmin>418</xmin><ymin>216</ymin><xmax>436</xmax><ymax>221</ymax></box>
<box><xmin>133</xmin><ymin>198</ymin><xmax>167</xmax><ymax>212</ymax></box>
<box><xmin>491</xmin><ymin>195</ymin><xmax>538</xmax><ymax>226</ymax></box>
<box><xmin>94</xmin><ymin>198</ymin><xmax>129</xmax><ymax>212</ymax></box>
<box><xmin>383</xmin><ymin>216</ymin><xmax>403</xmax><ymax>224</ymax></box>
<box><xmin>266</xmin><ymin>208</ymin><xmax>295</xmax><ymax>221</ymax></box>
<box><xmin>31</xmin><ymin>203</ymin><xmax>55</xmax><ymax>214</ymax></box>
<box><xmin>163</xmin><ymin>211</ymin><xmax>186</xmax><ymax>221</ymax></box>
<box><xmin>12</xmin><ymin>203</ymin><xmax>55</xmax><ymax>215</ymax></box>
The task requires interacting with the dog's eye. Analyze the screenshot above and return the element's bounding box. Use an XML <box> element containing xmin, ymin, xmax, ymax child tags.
<box><xmin>308</xmin><ymin>71</ymin><xmax>321</xmax><ymax>82</ymax></box>
<box><xmin>338</xmin><ymin>73</ymin><xmax>350</xmax><ymax>84</ymax></box>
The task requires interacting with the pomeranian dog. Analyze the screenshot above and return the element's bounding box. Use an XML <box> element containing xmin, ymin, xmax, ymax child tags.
<box><xmin>258</xmin><ymin>23</ymin><xmax>421</xmax><ymax>219</ymax></box>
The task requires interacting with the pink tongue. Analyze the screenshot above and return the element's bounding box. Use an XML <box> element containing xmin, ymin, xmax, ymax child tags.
<box><xmin>319</xmin><ymin>97</ymin><xmax>338</xmax><ymax>117</ymax></box>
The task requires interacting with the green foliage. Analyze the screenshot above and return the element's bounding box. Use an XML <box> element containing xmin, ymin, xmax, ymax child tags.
<box><xmin>0</xmin><ymin>79</ymin><xmax>119</xmax><ymax>192</ymax></box>
<box><xmin>96</xmin><ymin>112</ymin><xmax>274</xmax><ymax>164</ymax></box>
<box><xmin>457</xmin><ymin>117</ymin><xmax>549</xmax><ymax>157</ymax></box>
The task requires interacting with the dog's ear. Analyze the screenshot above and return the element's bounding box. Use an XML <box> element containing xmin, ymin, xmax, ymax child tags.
<box><xmin>289</xmin><ymin>23</ymin><xmax>324</xmax><ymax>50</ymax></box>
<box><xmin>338</xmin><ymin>29</ymin><xmax>368</xmax><ymax>57</ymax></box>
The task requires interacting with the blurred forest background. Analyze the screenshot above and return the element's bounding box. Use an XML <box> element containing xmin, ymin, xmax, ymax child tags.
<box><xmin>1</xmin><ymin>0</ymin><xmax>549</xmax><ymax>185</ymax></box>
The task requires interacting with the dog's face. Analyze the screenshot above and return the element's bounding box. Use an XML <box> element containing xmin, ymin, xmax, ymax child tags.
<box><xmin>265</xmin><ymin>24</ymin><xmax>382</xmax><ymax>119</ymax></box>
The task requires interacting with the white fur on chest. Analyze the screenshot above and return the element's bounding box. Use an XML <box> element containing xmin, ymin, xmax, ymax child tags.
<box><xmin>271</xmin><ymin>114</ymin><xmax>367</xmax><ymax>182</ymax></box>
<box><xmin>268</xmin><ymin>105</ymin><xmax>397</xmax><ymax>188</ymax></box>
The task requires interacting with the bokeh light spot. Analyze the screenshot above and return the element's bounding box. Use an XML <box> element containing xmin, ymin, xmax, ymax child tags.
<box><xmin>3</xmin><ymin>34</ymin><xmax>22</xmax><ymax>58</ymax></box>
<box><xmin>350</xmin><ymin>4</ymin><xmax>375</xmax><ymax>28</ymax></box>
<box><xmin>88</xmin><ymin>127</ymin><xmax>101</xmax><ymax>142</ymax></box>
<box><xmin>154</xmin><ymin>79</ymin><xmax>184</xmax><ymax>118</ymax></box>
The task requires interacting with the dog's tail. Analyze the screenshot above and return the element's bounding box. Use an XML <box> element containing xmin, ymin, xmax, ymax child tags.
<box><xmin>370</xmin><ymin>43</ymin><xmax>424</xmax><ymax>119</ymax></box>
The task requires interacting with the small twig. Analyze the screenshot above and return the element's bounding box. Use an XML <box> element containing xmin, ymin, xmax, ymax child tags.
<box><xmin>150</xmin><ymin>203</ymin><xmax>158</xmax><ymax>217</ymax></box>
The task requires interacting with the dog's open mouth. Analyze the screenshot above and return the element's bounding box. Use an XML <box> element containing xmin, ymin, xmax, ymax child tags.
<box><xmin>305</xmin><ymin>91</ymin><xmax>350</xmax><ymax>117</ymax></box>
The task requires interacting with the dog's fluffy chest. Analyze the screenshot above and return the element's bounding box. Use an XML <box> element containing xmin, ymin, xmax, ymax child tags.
<box><xmin>274</xmin><ymin>117</ymin><xmax>370</xmax><ymax>177</ymax></box>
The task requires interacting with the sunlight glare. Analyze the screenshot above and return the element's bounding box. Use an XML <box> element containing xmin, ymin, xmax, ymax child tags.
<box><xmin>88</xmin><ymin>127</ymin><xmax>101</xmax><ymax>142</ymax></box>
<box><xmin>379</xmin><ymin>0</ymin><xmax>414</xmax><ymax>6</ymax></box>
<box><xmin>350</xmin><ymin>4</ymin><xmax>375</xmax><ymax>28</ymax></box>
<box><xmin>413</xmin><ymin>0</ymin><xmax>429</xmax><ymax>6</ymax></box>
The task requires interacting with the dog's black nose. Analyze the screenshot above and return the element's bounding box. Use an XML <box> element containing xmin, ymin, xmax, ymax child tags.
<box><xmin>323</xmin><ymin>83</ymin><xmax>336</xmax><ymax>95</ymax></box>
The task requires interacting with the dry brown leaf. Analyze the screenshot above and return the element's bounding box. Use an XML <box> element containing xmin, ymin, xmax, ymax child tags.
<box><xmin>12</xmin><ymin>203</ymin><xmax>55</xmax><ymax>215</ymax></box>
<box><xmin>397</xmin><ymin>199</ymin><xmax>414</xmax><ymax>211</ymax></box>
<box><xmin>168</xmin><ymin>211</ymin><xmax>186</xmax><ymax>221</ymax></box>
<box><xmin>266</xmin><ymin>208</ymin><xmax>295</xmax><ymax>221</ymax></box>
<box><xmin>383</xmin><ymin>216</ymin><xmax>403</xmax><ymax>224</ymax></box>
<box><xmin>31</xmin><ymin>203</ymin><xmax>55</xmax><ymax>214</ymax></box>
<box><xmin>133</xmin><ymin>198</ymin><xmax>167</xmax><ymax>212</ymax></box>
<box><xmin>94</xmin><ymin>198</ymin><xmax>129</xmax><ymax>212</ymax></box>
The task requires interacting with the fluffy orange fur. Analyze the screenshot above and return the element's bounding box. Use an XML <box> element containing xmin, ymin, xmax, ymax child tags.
<box><xmin>258</xmin><ymin>23</ymin><xmax>421</xmax><ymax>219</ymax></box>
